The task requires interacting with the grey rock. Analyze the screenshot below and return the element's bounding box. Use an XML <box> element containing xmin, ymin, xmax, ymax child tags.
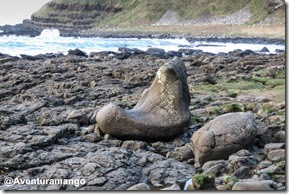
<box><xmin>166</xmin><ymin>144</ymin><xmax>194</xmax><ymax>161</ymax></box>
<box><xmin>84</xmin><ymin>134</ymin><xmax>102</xmax><ymax>143</ymax></box>
<box><xmin>232</xmin><ymin>166</ymin><xmax>251</xmax><ymax>179</ymax></box>
<box><xmin>191</xmin><ymin>112</ymin><xmax>258</xmax><ymax>165</ymax></box>
<box><xmin>203</xmin><ymin>163</ymin><xmax>226</xmax><ymax>176</ymax></box>
<box><xmin>260</xmin><ymin>47</ymin><xmax>270</xmax><ymax>52</ymax></box>
<box><xmin>96</xmin><ymin>57</ymin><xmax>191</xmax><ymax>141</ymax></box>
<box><xmin>232</xmin><ymin>181</ymin><xmax>273</xmax><ymax>190</ymax></box>
<box><xmin>121</xmin><ymin>140</ymin><xmax>148</xmax><ymax>151</ymax></box>
<box><xmin>144</xmin><ymin>159</ymin><xmax>195</xmax><ymax>187</ymax></box>
<box><xmin>146</xmin><ymin>48</ymin><xmax>166</xmax><ymax>58</ymax></box>
<box><xmin>273</xmin><ymin>175</ymin><xmax>285</xmax><ymax>183</ymax></box>
<box><xmin>127</xmin><ymin>183</ymin><xmax>151</xmax><ymax>190</ymax></box>
<box><xmin>267</xmin><ymin>149</ymin><xmax>285</xmax><ymax>162</ymax></box>
<box><xmin>258</xmin><ymin>165</ymin><xmax>283</xmax><ymax>174</ymax></box>
<box><xmin>202</xmin><ymin>160</ymin><xmax>227</xmax><ymax>172</ymax></box>
<box><xmin>161</xmin><ymin>184</ymin><xmax>181</xmax><ymax>190</ymax></box>
<box><xmin>257</xmin><ymin>160</ymin><xmax>273</xmax><ymax>170</ymax></box>
<box><xmin>264</xmin><ymin>143</ymin><xmax>285</xmax><ymax>155</ymax></box>
<box><xmin>227</xmin><ymin>151</ymin><xmax>261</xmax><ymax>173</ymax></box>
<box><xmin>137</xmin><ymin>157</ymin><xmax>148</xmax><ymax>167</ymax></box>
<box><xmin>258</xmin><ymin>173</ymin><xmax>271</xmax><ymax>180</ymax></box>
<box><xmin>87</xmin><ymin>177</ymin><xmax>107</xmax><ymax>186</ymax></box>
<box><xmin>274</xmin><ymin>131</ymin><xmax>285</xmax><ymax>143</ymax></box>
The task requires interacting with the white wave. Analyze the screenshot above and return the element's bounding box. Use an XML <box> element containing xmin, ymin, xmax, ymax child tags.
<box><xmin>38</xmin><ymin>29</ymin><xmax>60</xmax><ymax>39</ymax></box>
<box><xmin>0</xmin><ymin>30</ymin><xmax>3</xmax><ymax>33</ymax></box>
<box><xmin>0</xmin><ymin>33</ymin><xmax>284</xmax><ymax>56</ymax></box>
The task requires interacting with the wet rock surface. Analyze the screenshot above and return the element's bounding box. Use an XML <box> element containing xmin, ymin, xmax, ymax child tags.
<box><xmin>0</xmin><ymin>50</ymin><xmax>285</xmax><ymax>190</ymax></box>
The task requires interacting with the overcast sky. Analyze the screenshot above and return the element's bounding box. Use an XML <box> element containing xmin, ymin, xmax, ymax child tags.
<box><xmin>0</xmin><ymin>0</ymin><xmax>50</xmax><ymax>25</ymax></box>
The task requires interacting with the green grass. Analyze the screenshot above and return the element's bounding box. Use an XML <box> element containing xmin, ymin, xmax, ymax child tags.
<box><xmin>247</xmin><ymin>0</ymin><xmax>268</xmax><ymax>24</ymax></box>
<box><xmin>32</xmin><ymin>0</ymin><xmax>282</xmax><ymax>28</ymax></box>
<box><xmin>221</xmin><ymin>103</ymin><xmax>245</xmax><ymax>113</ymax></box>
<box><xmin>192</xmin><ymin>80</ymin><xmax>264</xmax><ymax>94</ymax></box>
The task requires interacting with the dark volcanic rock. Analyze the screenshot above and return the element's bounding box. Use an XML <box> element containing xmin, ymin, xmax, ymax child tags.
<box><xmin>260</xmin><ymin>47</ymin><xmax>270</xmax><ymax>52</ymax></box>
<box><xmin>68</xmin><ymin>49</ymin><xmax>88</xmax><ymax>57</ymax></box>
<box><xmin>96</xmin><ymin>57</ymin><xmax>191</xmax><ymax>141</ymax></box>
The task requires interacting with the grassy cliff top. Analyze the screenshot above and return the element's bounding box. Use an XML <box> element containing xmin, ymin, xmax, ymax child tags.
<box><xmin>31</xmin><ymin>0</ymin><xmax>285</xmax><ymax>37</ymax></box>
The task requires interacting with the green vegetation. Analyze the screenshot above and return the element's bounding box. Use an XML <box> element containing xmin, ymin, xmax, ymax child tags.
<box><xmin>191</xmin><ymin>80</ymin><xmax>264</xmax><ymax>95</ymax></box>
<box><xmin>223</xmin><ymin>175</ymin><xmax>238</xmax><ymax>190</ymax></box>
<box><xmin>192</xmin><ymin>174</ymin><xmax>215</xmax><ymax>189</ymax></box>
<box><xmin>221</xmin><ymin>103</ymin><xmax>245</xmax><ymax>113</ymax></box>
<box><xmin>205</xmin><ymin>106</ymin><xmax>221</xmax><ymax>115</ymax></box>
<box><xmin>32</xmin><ymin>0</ymin><xmax>284</xmax><ymax>29</ymax></box>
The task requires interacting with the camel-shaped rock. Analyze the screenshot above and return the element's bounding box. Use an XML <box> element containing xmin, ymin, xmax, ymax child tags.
<box><xmin>96</xmin><ymin>57</ymin><xmax>191</xmax><ymax>141</ymax></box>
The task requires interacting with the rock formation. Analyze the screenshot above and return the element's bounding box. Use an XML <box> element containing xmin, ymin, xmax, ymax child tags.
<box><xmin>191</xmin><ymin>112</ymin><xmax>258</xmax><ymax>166</ymax></box>
<box><xmin>96</xmin><ymin>57</ymin><xmax>191</xmax><ymax>141</ymax></box>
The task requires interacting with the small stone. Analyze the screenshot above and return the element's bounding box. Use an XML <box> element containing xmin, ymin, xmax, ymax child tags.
<box><xmin>161</xmin><ymin>184</ymin><xmax>181</xmax><ymax>190</ymax></box>
<box><xmin>258</xmin><ymin>173</ymin><xmax>271</xmax><ymax>181</ymax></box>
<box><xmin>273</xmin><ymin>175</ymin><xmax>285</xmax><ymax>183</ymax></box>
<box><xmin>274</xmin><ymin>131</ymin><xmax>285</xmax><ymax>143</ymax></box>
<box><xmin>267</xmin><ymin>149</ymin><xmax>285</xmax><ymax>162</ymax></box>
<box><xmin>264</xmin><ymin>143</ymin><xmax>285</xmax><ymax>155</ymax></box>
<box><xmin>127</xmin><ymin>183</ymin><xmax>151</xmax><ymax>190</ymax></box>
<box><xmin>257</xmin><ymin>160</ymin><xmax>273</xmax><ymax>170</ymax></box>
<box><xmin>121</xmin><ymin>140</ymin><xmax>148</xmax><ymax>151</ymax></box>
<box><xmin>67</xmin><ymin>110</ymin><xmax>84</xmax><ymax>119</ymax></box>
<box><xmin>84</xmin><ymin>134</ymin><xmax>102</xmax><ymax>143</ymax></box>
<box><xmin>87</xmin><ymin>177</ymin><xmax>107</xmax><ymax>186</ymax></box>
<box><xmin>202</xmin><ymin>160</ymin><xmax>227</xmax><ymax>171</ymax></box>
<box><xmin>137</xmin><ymin>157</ymin><xmax>148</xmax><ymax>167</ymax></box>
<box><xmin>232</xmin><ymin>166</ymin><xmax>251</xmax><ymax>179</ymax></box>
<box><xmin>166</xmin><ymin>144</ymin><xmax>194</xmax><ymax>161</ymax></box>
<box><xmin>258</xmin><ymin>165</ymin><xmax>283</xmax><ymax>174</ymax></box>
<box><xmin>260</xmin><ymin>47</ymin><xmax>270</xmax><ymax>53</ymax></box>
<box><xmin>81</xmin><ymin>163</ymin><xmax>98</xmax><ymax>176</ymax></box>
<box><xmin>104</xmin><ymin>134</ymin><xmax>113</xmax><ymax>140</ymax></box>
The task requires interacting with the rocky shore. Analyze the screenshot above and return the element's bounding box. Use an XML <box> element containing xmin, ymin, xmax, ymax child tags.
<box><xmin>0</xmin><ymin>48</ymin><xmax>285</xmax><ymax>190</ymax></box>
<box><xmin>0</xmin><ymin>20</ymin><xmax>285</xmax><ymax>46</ymax></box>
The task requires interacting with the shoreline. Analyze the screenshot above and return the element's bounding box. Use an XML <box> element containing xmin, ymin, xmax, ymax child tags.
<box><xmin>0</xmin><ymin>21</ymin><xmax>285</xmax><ymax>46</ymax></box>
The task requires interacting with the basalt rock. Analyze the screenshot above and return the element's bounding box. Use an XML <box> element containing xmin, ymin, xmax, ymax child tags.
<box><xmin>96</xmin><ymin>57</ymin><xmax>191</xmax><ymax>141</ymax></box>
<box><xmin>191</xmin><ymin>112</ymin><xmax>258</xmax><ymax>166</ymax></box>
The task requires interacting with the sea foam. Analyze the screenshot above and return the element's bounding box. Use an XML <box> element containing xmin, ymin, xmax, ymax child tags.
<box><xmin>0</xmin><ymin>29</ymin><xmax>285</xmax><ymax>56</ymax></box>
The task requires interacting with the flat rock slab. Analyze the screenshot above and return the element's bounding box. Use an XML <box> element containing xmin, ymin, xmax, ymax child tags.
<box><xmin>1</xmin><ymin>145</ymin><xmax>195</xmax><ymax>190</ymax></box>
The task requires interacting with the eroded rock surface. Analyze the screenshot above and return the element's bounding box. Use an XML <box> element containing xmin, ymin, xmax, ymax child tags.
<box><xmin>96</xmin><ymin>57</ymin><xmax>191</xmax><ymax>141</ymax></box>
<box><xmin>191</xmin><ymin>112</ymin><xmax>258</xmax><ymax>165</ymax></box>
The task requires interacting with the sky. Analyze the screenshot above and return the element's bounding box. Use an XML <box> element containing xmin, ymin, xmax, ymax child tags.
<box><xmin>0</xmin><ymin>0</ymin><xmax>50</xmax><ymax>25</ymax></box>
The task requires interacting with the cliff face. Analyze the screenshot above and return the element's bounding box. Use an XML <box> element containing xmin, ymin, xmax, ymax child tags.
<box><xmin>31</xmin><ymin>0</ymin><xmax>285</xmax><ymax>30</ymax></box>
<box><xmin>31</xmin><ymin>0</ymin><xmax>123</xmax><ymax>29</ymax></box>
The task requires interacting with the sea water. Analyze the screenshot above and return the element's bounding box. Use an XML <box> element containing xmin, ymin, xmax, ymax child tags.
<box><xmin>0</xmin><ymin>29</ymin><xmax>285</xmax><ymax>56</ymax></box>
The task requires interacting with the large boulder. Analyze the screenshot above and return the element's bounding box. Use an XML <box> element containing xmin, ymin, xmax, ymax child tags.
<box><xmin>191</xmin><ymin>112</ymin><xmax>258</xmax><ymax>166</ymax></box>
<box><xmin>96</xmin><ymin>57</ymin><xmax>191</xmax><ymax>141</ymax></box>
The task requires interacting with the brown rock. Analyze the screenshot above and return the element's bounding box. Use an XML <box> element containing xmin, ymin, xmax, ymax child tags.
<box><xmin>96</xmin><ymin>57</ymin><xmax>191</xmax><ymax>141</ymax></box>
<box><xmin>191</xmin><ymin>112</ymin><xmax>258</xmax><ymax>165</ymax></box>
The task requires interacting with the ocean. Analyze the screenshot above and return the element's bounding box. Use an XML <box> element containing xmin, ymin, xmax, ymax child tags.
<box><xmin>0</xmin><ymin>29</ymin><xmax>285</xmax><ymax>56</ymax></box>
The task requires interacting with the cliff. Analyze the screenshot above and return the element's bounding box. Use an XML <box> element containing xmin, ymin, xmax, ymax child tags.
<box><xmin>30</xmin><ymin>0</ymin><xmax>285</xmax><ymax>37</ymax></box>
